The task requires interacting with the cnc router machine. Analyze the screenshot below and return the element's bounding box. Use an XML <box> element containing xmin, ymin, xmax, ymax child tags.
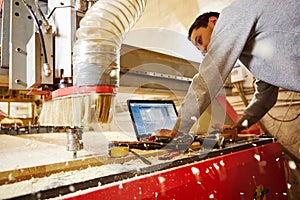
<box><xmin>0</xmin><ymin>0</ymin><xmax>288</xmax><ymax>199</ymax></box>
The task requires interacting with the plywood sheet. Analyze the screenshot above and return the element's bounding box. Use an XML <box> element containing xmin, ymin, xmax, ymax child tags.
<box><xmin>0</xmin><ymin>131</ymin><xmax>166</xmax><ymax>185</ymax></box>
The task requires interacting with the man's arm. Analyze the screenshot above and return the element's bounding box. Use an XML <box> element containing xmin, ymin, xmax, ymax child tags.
<box><xmin>236</xmin><ymin>80</ymin><xmax>279</xmax><ymax>130</ymax></box>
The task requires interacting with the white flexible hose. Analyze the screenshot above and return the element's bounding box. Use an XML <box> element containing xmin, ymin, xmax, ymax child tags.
<box><xmin>72</xmin><ymin>0</ymin><xmax>147</xmax><ymax>87</ymax></box>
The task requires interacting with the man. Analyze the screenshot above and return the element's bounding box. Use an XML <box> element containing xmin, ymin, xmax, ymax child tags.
<box><xmin>157</xmin><ymin>0</ymin><xmax>299</xmax><ymax>137</ymax></box>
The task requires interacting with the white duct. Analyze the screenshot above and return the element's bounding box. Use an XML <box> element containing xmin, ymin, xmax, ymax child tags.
<box><xmin>72</xmin><ymin>0</ymin><xmax>147</xmax><ymax>87</ymax></box>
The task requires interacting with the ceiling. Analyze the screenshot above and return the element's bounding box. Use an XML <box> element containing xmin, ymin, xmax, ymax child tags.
<box><xmin>124</xmin><ymin>0</ymin><xmax>234</xmax><ymax>62</ymax></box>
<box><xmin>133</xmin><ymin>0</ymin><xmax>234</xmax><ymax>34</ymax></box>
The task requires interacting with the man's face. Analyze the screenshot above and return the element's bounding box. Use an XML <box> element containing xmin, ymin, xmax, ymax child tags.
<box><xmin>190</xmin><ymin>26</ymin><xmax>213</xmax><ymax>55</ymax></box>
<box><xmin>190</xmin><ymin>16</ymin><xmax>217</xmax><ymax>55</ymax></box>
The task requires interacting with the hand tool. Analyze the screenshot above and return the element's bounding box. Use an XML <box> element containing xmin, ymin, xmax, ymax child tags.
<box><xmin>129</xmin><ymin>149</ymin><xmax>152</xmax><ymax>165</ymax></box>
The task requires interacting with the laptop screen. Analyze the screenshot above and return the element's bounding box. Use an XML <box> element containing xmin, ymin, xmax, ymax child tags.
<box><xmin>127</xmin><ymin>100</ymin><xmax>178</xmax><ymax>140</ymax></box>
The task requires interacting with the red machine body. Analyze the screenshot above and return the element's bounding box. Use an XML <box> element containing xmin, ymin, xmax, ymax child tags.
<box><xmin>63</xmin><ymin>141</ymin><xmax>287</xmax><ymax>200</ymax></box>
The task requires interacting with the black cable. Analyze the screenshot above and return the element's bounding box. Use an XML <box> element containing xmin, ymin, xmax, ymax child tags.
<box><xmin>267</xmin><ymin>112</ymin><xmax>300</xmax><ymax>122</ymax></box>
<box><xmin>21</xmin><ymin>0</ymin><xmax>48</xmax><ymax>64</ymax></box>
<box><xmin>267</xmin><ymin>92</ymin><xmax>300</xmax><ymax>122</ymax></box>
<box><xmin>47</xmin><ymin>5</ymin><xmax>75</xmax><ymax>19</ymax></box>
<box><xmin>34</xmin><ymin>0</ymin><xmax>47</xmax><ymax>22</ymax></box>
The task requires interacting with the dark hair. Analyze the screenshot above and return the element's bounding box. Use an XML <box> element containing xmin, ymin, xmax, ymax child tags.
<box><xmin>188</xmin><ymin>12</ymin><xmax>220</xmax><ymax>40</ymax></box>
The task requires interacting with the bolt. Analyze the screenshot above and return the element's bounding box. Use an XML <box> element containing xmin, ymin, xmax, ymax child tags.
<box><xmin>15</xmin><ymin>48</ymin><xmax>27</xmax><ymax>55</ymax></box>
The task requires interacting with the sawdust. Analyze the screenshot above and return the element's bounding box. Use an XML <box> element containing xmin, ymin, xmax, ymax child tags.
<box><xmin>0</xmin><ymin>155</ymin><xmax>173</xmax><ymax>199</ymax></box>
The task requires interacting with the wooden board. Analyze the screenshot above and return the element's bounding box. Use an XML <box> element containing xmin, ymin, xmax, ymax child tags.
<box><xmin>0</xmin><ymin>132</ymin><xmax>168</xmax><ymax>185</ymax></box>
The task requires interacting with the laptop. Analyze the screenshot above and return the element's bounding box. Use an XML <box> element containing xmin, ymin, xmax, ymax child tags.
<box><xmin>127</xmin><ymin>99</ymin><xmax>178</xmax><ymax>141</ymax></box>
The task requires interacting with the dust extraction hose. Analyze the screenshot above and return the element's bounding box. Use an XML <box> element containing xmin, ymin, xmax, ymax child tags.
<box><xmin>72</xmin><ymin>0</ymin><xmax>147</xmax><ymax>87</ymax></box>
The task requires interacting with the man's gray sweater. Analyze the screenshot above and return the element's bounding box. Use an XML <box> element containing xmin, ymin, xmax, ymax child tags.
<box><xmin>176</xmin><ymin>0</ymin><xmax>299</xmax><ymax>133</ymax></box>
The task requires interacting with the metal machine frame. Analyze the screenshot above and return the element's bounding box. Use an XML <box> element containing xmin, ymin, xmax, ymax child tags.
<box><xmin>1</xmin><ymin>0</ymin><xmax>79</xmax><ymax>90</ymax></box>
